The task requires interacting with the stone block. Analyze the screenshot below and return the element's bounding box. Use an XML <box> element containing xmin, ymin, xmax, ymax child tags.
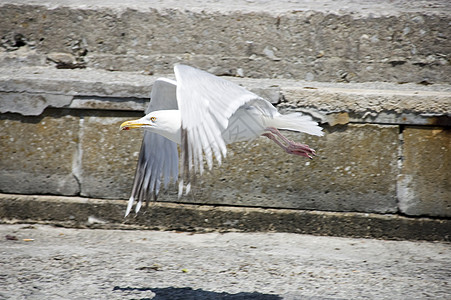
<box><xmin>79</xmin><ymin>112</ymin><xmax>143</xmax><ymax>199</ymax></box>
<box><xmin>398</xmin><ymin>127</ymin><xmax>451</xmax><ymax>217</ymax></box>
<box><xmin>0</xmin><ymin>67</ymin><xmax>154</xmax><ymax>99</ymax></box>
<box><xmin>161</xmin><ymin>124</ymin><xmax>399</xmax><ymax>214</ymax></box>
<box><xmin>0</xmin><ymin>112</ymin><xmax>80</xmax><ymax>195</ymax></box>
<box><xmin>0</xmin><ymin>91</ymin><xmax>73</xmax><ymax>116</ymax></box>
<box><xmin>280</xmin><ymin>85</ymin><xmax>451</xmax><ymax>117</ymax></box>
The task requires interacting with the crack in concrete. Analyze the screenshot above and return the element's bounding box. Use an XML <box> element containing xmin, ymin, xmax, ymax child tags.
<box><xmin>72</xmin><ymin>116</ymin><xmax>84</xmax><ymax>195</ymax></box>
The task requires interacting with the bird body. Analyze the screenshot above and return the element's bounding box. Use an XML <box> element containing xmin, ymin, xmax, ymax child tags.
<box><xmin>120</xmin><ymin>65</ymin><xmax>323</xmax><ymax>216</ymax></box>
<box><xmin>127</xmin><ymin>106</ymin><xmax>264</xmax><ymax>145</ymax></box>
<box><xmin>126</xmin><ymin>104</ymin><xmax>323</xmax><ymax>146</ymax></box>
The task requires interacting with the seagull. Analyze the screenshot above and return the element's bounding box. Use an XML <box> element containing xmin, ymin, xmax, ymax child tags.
<box><xmin>120</xmin><ymin>64</ymin><xmax>323</xmax><ymax>216</ymax></box>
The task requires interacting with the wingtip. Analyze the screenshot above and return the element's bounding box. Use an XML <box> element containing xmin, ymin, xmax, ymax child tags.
<box><xmin>177</xmin><ymin>180</ymin><xmax>193</xmax><ymax>197</ymax></box>
<box><xmin>185</xmin><ymin>183</ymin><xmax>191</xmax><ymax>196</ymax></box>
<box><xmin>135</xmin><ymin>200</ymin><xmax>143</xmax><ymax>214</ymax></box>
<box><xmin>315</xmin><ymin>128</ymin><xmax>325</xmax><ymax>137</ymax></box>
<box><xmin>178</xmin><ymin>181</ymin><xmax>184</xmax><ymax>198</ymax></box>
<box><xmin>125</xmin><ymin>196</ymin><xmax>134</xmax><ymax>217</ymax></box>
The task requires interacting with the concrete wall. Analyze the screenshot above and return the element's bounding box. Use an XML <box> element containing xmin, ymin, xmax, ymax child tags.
<box><xmin>0</xmin><ymin>67</ymin><xmax>449</xmax><ymax>218</ymax></box>
<box><xmin>0</xmin><ymin>1</ymin><xmax>450</xmax><ymax>224</ymax></box>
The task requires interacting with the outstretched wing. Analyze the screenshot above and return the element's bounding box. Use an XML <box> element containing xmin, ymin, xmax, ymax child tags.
<box><xmin>174</xmin><ymin>64</ymin><xmax>274</xmax><ymax>193</ymax></box>
<box><xmin>126</xmin><ymin>78</ymin><xmax>179</xmax><ymax>216</ymax></box>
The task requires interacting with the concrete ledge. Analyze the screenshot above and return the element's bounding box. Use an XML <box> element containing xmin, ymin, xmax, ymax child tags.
<box><xmin>1</xmin><ymin>66</ymin><xmax>449</xmax><ymax>124</ymax></box>
<box><xmin>0</xmin><ymin>194</ymin><xmax>449</xmax><ymax>241</ymax></box>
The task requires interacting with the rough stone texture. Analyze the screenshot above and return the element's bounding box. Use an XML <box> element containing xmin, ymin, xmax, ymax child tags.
<box><xmin>0</xmin><ymin>67</ymin><xmax>154</xmax><ymax>98</ymax></box>
<box><xmin>279</xmin><ymin>85</ymin><xmax>451</xmax><ymax>121</ymax></box>
<box><xmin>3</xmin><ymin>0</ymin><xmax>450</xmax><ymax>15</ymax></box>
<box><xmin>174</xmin><ymin>124</ymin><xmax>399</xmax><ymax>213</ymax></box>
<box><xmin>0</xmin><ymin>64</ymin><xmax>449</xmax><ymax>218</ymax></box>
<box><xmin>79</xmin><ymin>112</ymin><xmax>143</xmax><ymax>199</ymax></box>
<box><xmin>1</xmin><ymin>194</ymin><xmax>450</xmax><ymax>241</ymax></box>
<box><xmin>0</xmin><ymin>0</ymin><xmax>449</xmax><ymax>220</ymax></box>
<box><xmin>0</xmin><ymin>110</ymin><xmax>80</xmax><ymax>195</ymax></box>
<box><xmin>1</xmin><ymin>66</ymin><xmax>448</xmax><ymax>217</ymax></box>
<box><xmin>1</xmin><ymin>223</ymin><xmax>450</xmax><ymax>299</ymax></box>
<box><xmin>0</xmin><ymin>67</ymin><xmax>286</xmax><ymax>115</ymax></box>
<box><xmin>0</xmin><ymin>111</ymin><xmax>400</xmax><ymax>214</ymax></box>
<box><xmin>0</xmin><ymin>67</ymin><xmax>154</xmax><ymax>115</ymax></box>
<box><xmin>0</xmin><ymin>91</ymin><xmax>73</xmax><ymax>115</ymax></box>
<box><xmin>1</xmin><ymin>66</ymin><xmax>449</xmax><ymax>122</ymax></box>
<box><xmin>398</xmin><ymin>127</ymin><xmax>451</xmax><ymax>217</ymax></box>
<box><xmin>0</xmin><ymin>1</ymin><xmax>450</xmax><ymax>83</ymax></box>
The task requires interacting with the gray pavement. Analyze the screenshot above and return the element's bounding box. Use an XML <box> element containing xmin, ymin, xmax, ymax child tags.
<box><xmin>3</xmin><ymin>0</ymin><xmax>450</xmax><ymax>16</ymax></box>
<box><xmin>0</xmin><ymin>224</ymin><xmax>449</xmax><ymax>299</ymax></box>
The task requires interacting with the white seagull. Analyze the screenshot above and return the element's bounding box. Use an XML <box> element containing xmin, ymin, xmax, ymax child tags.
<box><xmin>120</xmin><ymin>64</ymin><xmax>324</xmax><ymax>216</ymax></box>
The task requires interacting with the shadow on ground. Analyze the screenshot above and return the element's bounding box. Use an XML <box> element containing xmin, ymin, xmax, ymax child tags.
<box><xmin>113</xmin><ymin>286</ymin><xmax>282</xmax><ymax>299</ymax></box>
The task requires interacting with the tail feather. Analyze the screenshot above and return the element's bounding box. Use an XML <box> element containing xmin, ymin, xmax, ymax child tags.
<box><xmin>267</xmin><ymin>113</ymin><xmax>324</xmax><ymax>136</ymax></box>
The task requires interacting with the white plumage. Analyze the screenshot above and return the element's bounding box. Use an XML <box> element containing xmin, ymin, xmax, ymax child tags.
<box><xmin>120</xmin><ymin>64</ymin><xmax>323</xmax><ymax>216</ymax></box>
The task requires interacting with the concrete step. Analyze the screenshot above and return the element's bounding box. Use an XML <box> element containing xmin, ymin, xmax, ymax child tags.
<box><xmin>1</xmin><ymin>193</ymin><xmax>450</xmax><ymax>241</ymax></box>
<box><xmin>0</xmin><ymin>66</ymin><xmax>450</xmax><ymax>222</ymax></box>
<box><xmin>1</xmin><ymin>66</ymin><xmax>449</xmax><ymax>121</ymax></box>
<box><xmin>1</xmin><ymin>0</ymin><xmax>450</xmax><ymax>83</ymax></box>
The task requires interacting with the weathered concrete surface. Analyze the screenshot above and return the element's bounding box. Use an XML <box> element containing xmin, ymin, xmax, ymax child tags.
<box><xmin>398</xmin><ymin>127</ymin><xmax>451</xmax><ymax>217</ymax></box>
<box><xmin>3</xmin><ymin>0</ymin><xmax>450</xmax><ymax>15</ymax></box>
<box><xmin>1</xmin><ymin>66</ymin><xmax>449</xmax><ymax>122</ymax></box>
<box><xmin>80</xmin><ymin>112</ymin><xmax>143</xmax><ymax>199</ymax></box>
<box><xmin>1</xmin><ymin>194</ymin><xmax>450</xmax><ymax>241</ymax></box>
<box><xmin>191</xmin><ymin>125</ymin><xmax>399</xmax><ymax>214</ymax></box>
<box><xmin>0</xmin><ymin>110</ymin><xmax>400</xmax><ymax>213</ymax></box>
<box><xmin>0</xmin><ymin>111</ymin><xmax>80</xmax><ymax>196</ymax></box>
<box><xmin>0</xmin><ymin>0</ymin><xmax>450</xmax><ymax>83</ymax></box>
<box><xmin>0</xmin><ymin>1</ymin><xmax>449</xmax><ymax>236</ymax></box>
<box><xmin>0</xmin><ymin>67</ymin><xmax>155</xmax><ymax>99</ymax></box>
<box><xmin>0</xmin><ymin>66</ymin><xmax>450</xmax><ymax>217</ymax></box>
<box><xmin>0</xmin><ymin>92</ymin><xmax>73</xmax><ymax>116</ymax></box>
<box><xmin>279</xmin><ymin>84</ymin><xmax>451</xmax><ymax>126</ymax></box>
<box><xmin>0</xmin><ymin>67</ymin><xmax>153</xmax><ymax>115</ymax></box>
<box><xmin>0</xmin><ymin>223</ymin><xmax>450</xmax><ymax>299</ymax></box>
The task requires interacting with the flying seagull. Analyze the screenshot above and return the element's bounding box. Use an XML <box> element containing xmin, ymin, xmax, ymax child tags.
<box><xmin>120</xmin><ymin>64</ymin><xmax>323</xmax><ymax>216</ymax></box>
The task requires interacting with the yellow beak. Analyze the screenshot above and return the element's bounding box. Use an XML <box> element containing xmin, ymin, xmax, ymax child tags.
<box><xmin>120</xmin><ymin>119</ymin><xmax>147</xmax><ymax>131</ymax></box>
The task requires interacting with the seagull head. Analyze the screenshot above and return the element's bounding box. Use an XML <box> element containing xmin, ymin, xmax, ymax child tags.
<box><xmin>120</xmin><ymin>114</ymin><xmax>157</xmax><ymax>131</ymax></box>
<box><xmin>120</xmin><ymin>110</ymin><xmax>182</xmax><ymax>143</ymax></box>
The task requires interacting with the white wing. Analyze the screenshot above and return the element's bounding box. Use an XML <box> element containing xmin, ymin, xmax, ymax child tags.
<box><xmin>126</xmin><ymin>78</ymin><xmax>179</xmax><ymax>216</ymax></box>
<box><xmin>174</xmin><ymin>64</ymin><xmax>275</xmax><ymax>188</ymax></box>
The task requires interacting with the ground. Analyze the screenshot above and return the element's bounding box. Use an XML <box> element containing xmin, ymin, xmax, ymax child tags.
<box><xmin>0</xmin><ymin>224</ymin><xmax>449</xmax><ymax>299</ymax></box>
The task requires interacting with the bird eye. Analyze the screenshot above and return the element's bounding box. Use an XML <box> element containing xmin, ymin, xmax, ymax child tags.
<box><xmin>150</xmin><ymin>117</ymin><xmax>156</xmax><ymax>122</ymax></box>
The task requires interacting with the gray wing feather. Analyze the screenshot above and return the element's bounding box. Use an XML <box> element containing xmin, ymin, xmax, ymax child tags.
<box><xmin>146</xmin><ymin>78</ymin><xmax>178</xmax><ymax>112</ymax></box>
<box><xmin>126</xmin><ymin>78</ymin><xmax>179</xmax><ymax>216</ymax></box>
